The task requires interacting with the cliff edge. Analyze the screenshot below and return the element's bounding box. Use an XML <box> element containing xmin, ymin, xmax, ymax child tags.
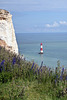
<box><xmin>0</xmin><ymin>9</ymin><xmax>18</xmax><ymax>54</ymax></box>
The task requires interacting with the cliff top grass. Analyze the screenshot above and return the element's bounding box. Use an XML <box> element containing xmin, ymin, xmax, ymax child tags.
<box><xmin>0</xmin><ymin>46</ymin><xmax>67</xmax><ymax>100</ymax></box>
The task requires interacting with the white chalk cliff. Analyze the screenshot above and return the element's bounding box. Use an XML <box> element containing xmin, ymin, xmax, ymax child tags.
<box><xmin>0</xmin><ymin>9</ymin><xmax>18</xmax><ymax>54</ymax></box>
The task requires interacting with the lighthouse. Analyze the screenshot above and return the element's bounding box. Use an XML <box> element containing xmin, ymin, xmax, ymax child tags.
<box><xmin>39</xmin><ymin>43</ymin><xmax>43</xmax><ymax>54</ymax></box>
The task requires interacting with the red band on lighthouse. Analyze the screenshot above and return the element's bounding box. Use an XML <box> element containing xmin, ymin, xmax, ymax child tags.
<box><xmin>41</xmin><ymin>48</ymin><xmax>43</xmax><ymax>50</ymax></box>
<box><xmin>41</xmin><ymin>43</ymin><xmax>42</xmax><ymax>45</ymax></box>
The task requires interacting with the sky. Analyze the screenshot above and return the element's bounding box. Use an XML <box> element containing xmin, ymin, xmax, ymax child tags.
<box><xmin>0</xmin><ymin>0</ymin><xmax>67</xmax><ymax>33</ymax></box>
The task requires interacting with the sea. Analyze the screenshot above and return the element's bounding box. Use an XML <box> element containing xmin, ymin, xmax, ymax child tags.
<box><xmin>16</xmin><ymin>33</ymin><xmax>67</xmax><ymax>68</ymax></box>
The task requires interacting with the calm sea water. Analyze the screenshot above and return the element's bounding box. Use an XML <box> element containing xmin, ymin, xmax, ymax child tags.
<box><xmin>16</xmin><ymin>33</ymin><xmax>67</xmax><ymax>68</ymax></box>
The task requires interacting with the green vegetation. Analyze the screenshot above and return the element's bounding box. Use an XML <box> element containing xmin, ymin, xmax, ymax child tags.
<box><xmin>0</xmin><ymin>46</ymin><xmax>67</xmax><ymax>100</ymax></box>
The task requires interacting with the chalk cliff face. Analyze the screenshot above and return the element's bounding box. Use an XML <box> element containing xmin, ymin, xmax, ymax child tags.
<box><xmin>0</xmin><ymin>9</ymin><xmax>18</xmax><ymax>54</ymax></box>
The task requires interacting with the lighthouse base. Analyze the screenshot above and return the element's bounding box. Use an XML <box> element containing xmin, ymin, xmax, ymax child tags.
<box><xmin>39</xmin><ymin>52</ymin><xmax>43</xmax><ymax>54</ymax></box>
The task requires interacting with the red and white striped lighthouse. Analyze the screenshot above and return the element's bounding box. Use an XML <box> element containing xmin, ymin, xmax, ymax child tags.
<box><xmin>39</xmin><ymin>43</ymin><xmax>43</xmax><ymax>54</ymax></box>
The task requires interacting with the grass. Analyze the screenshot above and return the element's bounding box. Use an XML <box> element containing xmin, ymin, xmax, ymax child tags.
<box><xmin>0</xmin><ymin>46</ymin><xmax>67</xmax><ymax>100</ymax></box>
<box><xmin>0</xmin><ymin>79</ymin><xmax>67</xmax><ymax>100</ymax></box>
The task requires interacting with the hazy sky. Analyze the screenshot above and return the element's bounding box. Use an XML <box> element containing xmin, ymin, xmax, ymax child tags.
<box><xmin>0</xmin><ymin>0</ymin><xmax>67</xmax><ymax>33</ymax></box>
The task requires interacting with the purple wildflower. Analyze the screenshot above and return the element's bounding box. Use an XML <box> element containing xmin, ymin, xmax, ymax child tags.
<box><xmin>40</xmin><ymin>69</ymin><xmax>42</xmax><ymax>73</ymax></box>
<box><xmin>1</xmin><ymin>60</ymin><xmax>5</xmax><ymax>65</ymax></box>
<box><xmin>0</xmin><ymin>65</ymin><xmax>1</xmax><ymax>72</ymax></box>
<box><xmin>60</xmin><ymin>75</ymin><xmax>63</xmax><ymax>81</ymax></box>
<box><xmin>31</xmin><ymin>62</ymin><xmax>35</xmax><ymax>70</ymax></box>
<box><xmin>55</xmin><ymin>80</ymin><xmax>57</xmax><ymax>84</ymax></box>
<box><xmin>37</xmin><ymin>68</ymin><xmax>38</xmax><ymax>70</ymax></box>
<box><xmin>0</xmin><ymin>68</ymin><xmax>2</xmax><ymax>72</ymax></box>
<box><xmin>0</xmin><ymin>60</ymin><xmax>5</xmax><ymax>72</ymax></box>
<box><xmin>34</xmin><ymin>65</ymin><xmax>36</xmax><ymax>69</ymax></box>
<box><xmin>40</xmin><ymin>61</ymin><xmax>43</xmax><ymax>69</ymax></box>
<box><xmin>61</xmin><ymin>68</ymin><xmax>64</xmax><ymax>74</ymax></box>
<box><xmin>12</xmin><ymin>57</ymin><xmax>16</xmax><ymax>65</ymax></box>
<box><xmin>49</xmin><ymin>68</ymin><xmax>51</xmax><ymax>71</ymax></box>
<box><xmin>33</xmin><ymin>65</ymin><xmax>36</xmax><ymax>71</ymax></box>
<box><xmin>0</xmin><ymin>66</ymin><xmax>2</xmax><ymax>72</ymax></box>
<box><xmin>34</xmin><ymin>71</ymin><xmax>37</xmax><ymax>74</ymax></box>
<box><xmin>38</xmin><ymin>69</ymin><xmax>39</xmax><ymax>74</ymax></box>
<box><xmin>36</xmin><ymin>68</ymin><xmax>40</xmax><ymax>75</ymax></box>
<box><xmin>66</xmin><ymin>76</ymin><xmax>67</xmax><ymax>81</ymax></box>
<box><xmin>56</xmin><ymin>75</ymin><xmax>58</xmax><ymax>79</ymax></box>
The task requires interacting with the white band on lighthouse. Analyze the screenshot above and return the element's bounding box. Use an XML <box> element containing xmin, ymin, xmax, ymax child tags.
<box><xmin>41</xmin><ymin>50</ymin><xmax>43</xmax><ymax>53</ymax></box>
<box><xmin>41</xmin><ymin>45</ymin><xmax>43</xmax><ymax>48</ymax></box>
